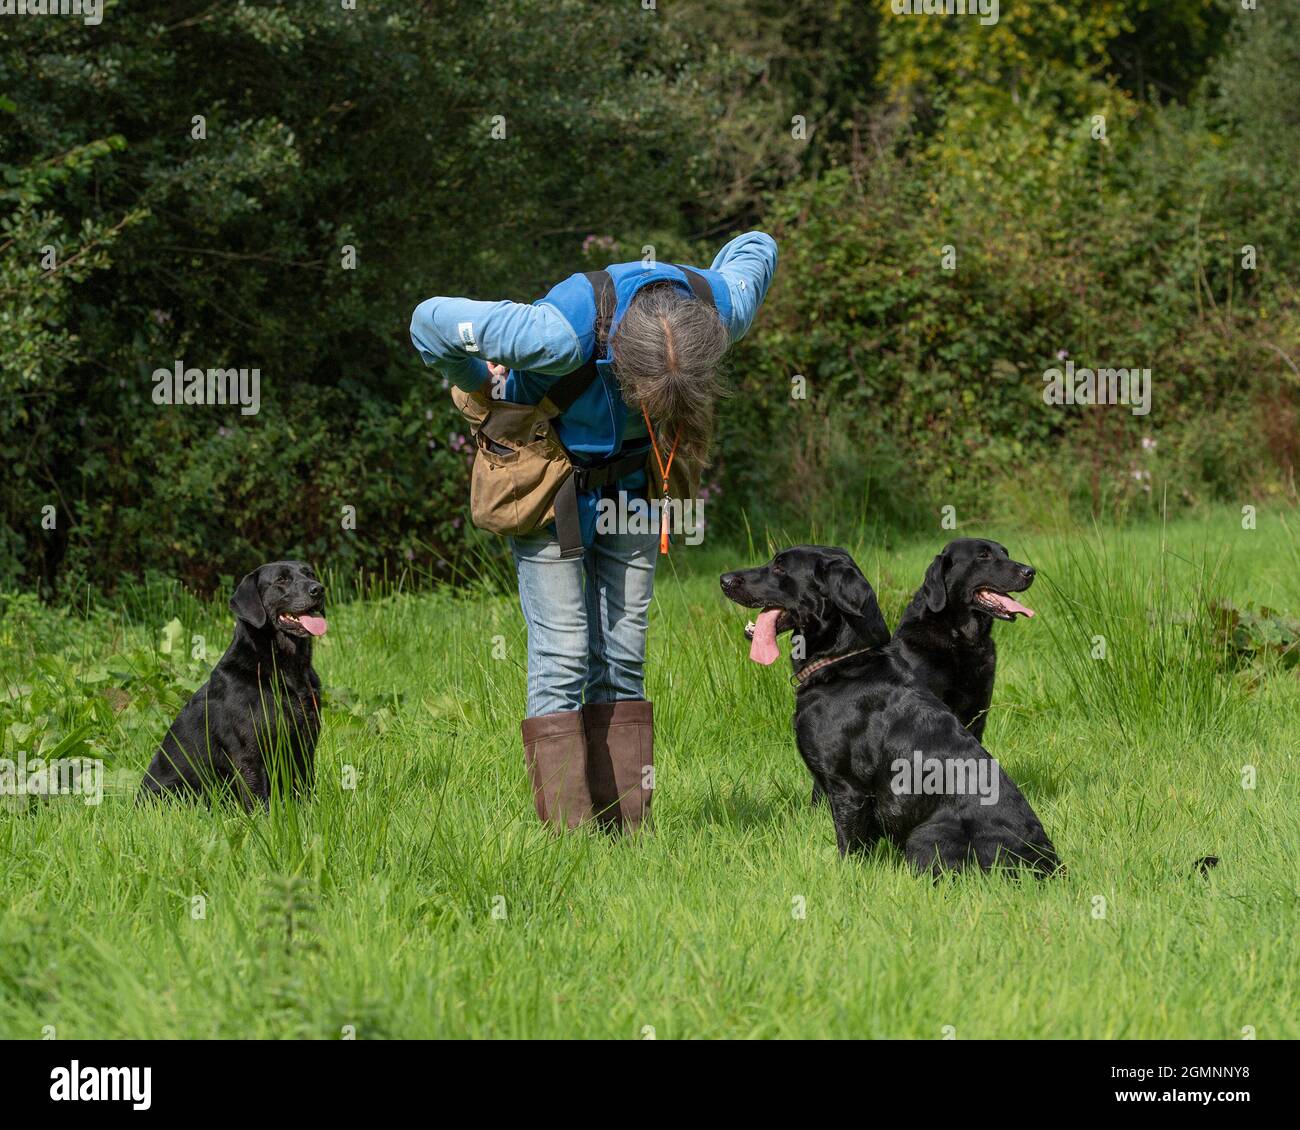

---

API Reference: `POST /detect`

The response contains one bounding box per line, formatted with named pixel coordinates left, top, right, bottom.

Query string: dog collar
left=793, top=648, right=873, bottom=688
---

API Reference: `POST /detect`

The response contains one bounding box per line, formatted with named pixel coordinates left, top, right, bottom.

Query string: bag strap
left=552, top=475, right=584, bottom=559
left=539, top=269, right=614, bottom=418
left=554, top=448, right=652, bottom=561
left=544, top=269, right=612, bottom=558
left=572, top=449, right=650, bottom=494
left=676, top=265, right=716, bottom=309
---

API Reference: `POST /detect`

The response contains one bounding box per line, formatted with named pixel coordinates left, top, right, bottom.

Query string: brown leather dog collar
left=793, top=648, right=873, bottom=688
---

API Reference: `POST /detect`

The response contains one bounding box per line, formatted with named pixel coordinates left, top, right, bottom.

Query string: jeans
left=511, top=529, right=660, bottom=718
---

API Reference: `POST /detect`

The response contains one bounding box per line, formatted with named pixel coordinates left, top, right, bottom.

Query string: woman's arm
left=409, top=296, right=585, bottom=391
left=708, top=231, right=779, bottom=343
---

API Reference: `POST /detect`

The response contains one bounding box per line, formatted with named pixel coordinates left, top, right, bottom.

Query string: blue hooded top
left=410, top=231, right=778, bottom=546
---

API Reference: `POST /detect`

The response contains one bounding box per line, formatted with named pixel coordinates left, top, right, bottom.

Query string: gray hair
left=610, top=282, right=730, bottom=469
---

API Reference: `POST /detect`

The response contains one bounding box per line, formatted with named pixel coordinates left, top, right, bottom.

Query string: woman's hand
left=486, top=362, right=509, bottom=382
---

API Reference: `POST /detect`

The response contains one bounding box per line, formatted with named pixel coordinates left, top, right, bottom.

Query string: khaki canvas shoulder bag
left=451, top=266, right=715, bottom=558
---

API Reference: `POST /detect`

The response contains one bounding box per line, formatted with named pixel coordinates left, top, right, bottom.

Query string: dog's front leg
left=824, top=780, right=879, bottom=858
left=234, top=757, right=270, bottom=812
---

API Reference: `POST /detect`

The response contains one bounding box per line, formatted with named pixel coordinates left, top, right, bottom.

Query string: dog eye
left=771, top=564, right=785, bottom=576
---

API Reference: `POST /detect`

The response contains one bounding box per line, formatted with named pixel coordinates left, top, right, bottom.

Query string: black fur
left=721, top=546, right=1059, bottom=878
left=138, top=561, right=324, bottom=810
left=893, top=538, right=1035, bottom=741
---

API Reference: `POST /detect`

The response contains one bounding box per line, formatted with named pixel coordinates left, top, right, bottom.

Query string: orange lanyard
left=641, top=405, right=681, bottom=555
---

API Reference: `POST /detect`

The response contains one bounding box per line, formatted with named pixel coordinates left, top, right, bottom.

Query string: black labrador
left=893, top=538, right=1035, bottom=742
left=721, top=546, right=1059, bottom=877
left=138, top=560, right=326, bottom=809
left=806, top=538, right=1035, bottom=807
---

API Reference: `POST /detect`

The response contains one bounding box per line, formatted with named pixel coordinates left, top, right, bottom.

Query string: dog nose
left=308, top=583, right=324, bottom=599
left=719, top=573, right=738, bottom=592
left=1020, top=566, right=1035, bottom=581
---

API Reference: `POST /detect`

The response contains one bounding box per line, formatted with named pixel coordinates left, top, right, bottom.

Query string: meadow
left=1, top=507, right=1297, bottom=1039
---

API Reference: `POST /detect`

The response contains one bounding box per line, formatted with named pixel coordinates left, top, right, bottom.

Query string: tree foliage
left=0, top=0, right=1294, bottom=593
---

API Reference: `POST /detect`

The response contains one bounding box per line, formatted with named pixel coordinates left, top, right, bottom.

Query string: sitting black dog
left=138, top=561, right=326, bottom=809
left=893, top=538, right=1035, bottom=741
left=721, top=546, right=1059, bottom=877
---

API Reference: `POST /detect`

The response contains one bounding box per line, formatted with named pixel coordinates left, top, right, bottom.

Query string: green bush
left=0, top=0, right=732, bottom=594
left=711, top=4, right=1299, bottom=537
left=2, top=1, right=1297, bottom=594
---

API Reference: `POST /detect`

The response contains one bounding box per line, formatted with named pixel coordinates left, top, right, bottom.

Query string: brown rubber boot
left=583, top=700, right=654, bottom=833
left=521, top=710, right=594, bottom=830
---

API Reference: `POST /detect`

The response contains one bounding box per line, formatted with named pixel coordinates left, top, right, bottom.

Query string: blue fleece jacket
left=410, top=231, right=778, bottom=544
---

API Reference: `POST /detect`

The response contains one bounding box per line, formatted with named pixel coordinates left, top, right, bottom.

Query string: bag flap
left=479, top=400, right=553, bottom=446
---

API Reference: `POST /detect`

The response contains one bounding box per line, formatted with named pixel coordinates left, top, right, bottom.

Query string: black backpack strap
left=542, top=269, right=613, bottom=558
left=572, top=448, right=651, bottom=493
left=552, top=475, right=584, bottom=560
left=676, top=265, right=716, bottom=308
left=539, top=269, right=614, bottom=418
left=554, top=447, right=651, bottom=560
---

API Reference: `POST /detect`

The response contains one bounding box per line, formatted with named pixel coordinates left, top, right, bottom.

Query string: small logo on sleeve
left=457, top=321, right=479, bottom=352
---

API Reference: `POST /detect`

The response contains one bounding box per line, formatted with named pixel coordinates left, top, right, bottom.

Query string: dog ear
left=230, top=569, right=267, bottom=628
left=921, top=552, right=950, bottom=613
left=825, top=557, right=890, bottom=645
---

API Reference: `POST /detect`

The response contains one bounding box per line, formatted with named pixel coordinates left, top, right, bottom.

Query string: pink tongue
left=984, top=592, right=1035, bottom=618
left=298, top=614, right=328, bottom=636
left=748, top=609, right=783, bottom=666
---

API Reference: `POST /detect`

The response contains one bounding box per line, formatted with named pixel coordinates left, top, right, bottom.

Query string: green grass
left=2, top=507, right=1298, bottom=1039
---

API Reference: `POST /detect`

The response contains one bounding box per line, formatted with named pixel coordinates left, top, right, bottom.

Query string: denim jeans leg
left=583, top=530, right=660, bottom=704
left=511, top=535, right=589, bottom=718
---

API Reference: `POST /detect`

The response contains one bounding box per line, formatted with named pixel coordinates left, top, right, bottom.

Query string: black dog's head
left=230, top=560, right=327, bottom=640
left=719, top=546, right=890, bottom=667
left=914, top=538, right=1035, bottom=624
